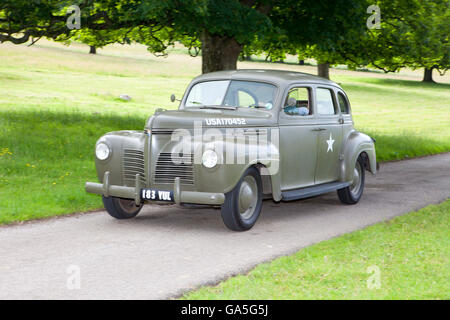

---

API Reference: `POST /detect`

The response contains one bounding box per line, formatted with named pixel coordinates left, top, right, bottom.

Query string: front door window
left=284, top=87, right=311, bottom=116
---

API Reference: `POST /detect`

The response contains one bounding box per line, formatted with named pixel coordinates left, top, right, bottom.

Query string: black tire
left=337, top=155, right=366, bottom=204
left=221, top=167, right=263, bottom=231
left=102, top=196, right=143, bottom=219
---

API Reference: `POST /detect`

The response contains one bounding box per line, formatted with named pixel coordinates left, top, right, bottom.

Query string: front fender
left=340, top=130, right=376, bottom=182
left=95, top=130, right=146, bottom=187
left=192, top=129, right=281, bottom=200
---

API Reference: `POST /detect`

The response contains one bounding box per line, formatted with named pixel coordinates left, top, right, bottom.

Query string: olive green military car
left=86, top=70, right=376, bottom=231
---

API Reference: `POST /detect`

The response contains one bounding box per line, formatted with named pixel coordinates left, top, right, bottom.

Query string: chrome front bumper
left=85, top=171, right=225, bottom=206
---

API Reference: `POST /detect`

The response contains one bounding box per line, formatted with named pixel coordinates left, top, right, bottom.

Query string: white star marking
left=326, top=132, right=335, bottom=152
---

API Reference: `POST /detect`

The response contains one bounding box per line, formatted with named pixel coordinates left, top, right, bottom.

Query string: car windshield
left=185, top=80, right=277, bottom=110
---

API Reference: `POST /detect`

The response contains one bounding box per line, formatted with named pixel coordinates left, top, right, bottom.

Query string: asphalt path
left=0, top=153, right=448, bottom=299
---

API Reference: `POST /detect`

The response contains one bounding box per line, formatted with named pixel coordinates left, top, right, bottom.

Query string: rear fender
left=340, top=130, right=376, bottom=182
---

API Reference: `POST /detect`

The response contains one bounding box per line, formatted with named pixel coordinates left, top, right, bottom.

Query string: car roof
left=193, top=69, right=343, bottom=89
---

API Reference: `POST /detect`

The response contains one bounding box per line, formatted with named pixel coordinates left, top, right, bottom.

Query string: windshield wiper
left=199, top=105, right=237, bottom=110
left=247, top=105, right=267, bottom=109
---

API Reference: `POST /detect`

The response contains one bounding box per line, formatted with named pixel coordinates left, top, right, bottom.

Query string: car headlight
left=202, top=149, right=218, bottom=168
left=95, top=142, right=110, bottom=160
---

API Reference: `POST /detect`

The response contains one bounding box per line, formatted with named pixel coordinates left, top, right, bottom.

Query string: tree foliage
left=333, top=0, right=449, bottom=76
left=375, top=0, right=449, bottom=75
left=243, top=0, right=449, bottom=80
left=1, top=0, right=447, bottom=76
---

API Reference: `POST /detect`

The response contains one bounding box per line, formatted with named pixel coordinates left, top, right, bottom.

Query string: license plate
left=141, top=188, right=174, bottom=202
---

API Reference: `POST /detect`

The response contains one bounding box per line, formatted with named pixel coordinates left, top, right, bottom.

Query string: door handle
left=339, top=117, right=344, bottom=124
left=311, top=128, right=326, bottom=131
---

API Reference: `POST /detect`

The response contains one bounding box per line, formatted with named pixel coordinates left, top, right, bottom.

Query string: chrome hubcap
left=350, top=161, right=362, bottom=196
left=238, top=176, right=258, bottom=220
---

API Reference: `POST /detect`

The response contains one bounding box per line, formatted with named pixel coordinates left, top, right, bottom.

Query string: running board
left=281, top=181, right=351, bottom=201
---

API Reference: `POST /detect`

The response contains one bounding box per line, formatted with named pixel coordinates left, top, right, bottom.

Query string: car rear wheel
left=102, top=196, right=143, bottom=219
left=221, top=167, right=263, bottom=231
left=337, top=155, right=365, bottom=204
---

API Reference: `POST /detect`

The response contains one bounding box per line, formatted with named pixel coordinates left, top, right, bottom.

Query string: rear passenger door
left=314, top=86, right=343, bottom=184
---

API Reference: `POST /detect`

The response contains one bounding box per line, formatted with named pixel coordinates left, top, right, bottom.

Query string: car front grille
left=123, top=149, right=146, bottom=186
left=154, top=153, right=194, bottom=185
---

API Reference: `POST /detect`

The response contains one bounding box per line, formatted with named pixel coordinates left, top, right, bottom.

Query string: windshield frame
left=180, top=78, right=280, bottom=111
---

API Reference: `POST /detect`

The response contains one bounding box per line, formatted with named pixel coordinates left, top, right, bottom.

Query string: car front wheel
left=221, top=167, right=263, bottom=231
left=337, top=155, right=366, bottom=204
left=102, top=196, right=143, bottom=219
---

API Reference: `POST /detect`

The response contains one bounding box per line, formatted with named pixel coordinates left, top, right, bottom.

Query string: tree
left=332, top=0, right=449, bottom=82
left=368, top=0, right=449, bottom=82
left=295, top=45, right=351, bottom=80
left=0, top=0, right=272, bottom=73
left=240, top=0, right=371, bottom=79
left=1, top=0, right=371, bottom=74
left=58, top=28, right=133, bottom=54
left=268, top=0, right=449, bottom=81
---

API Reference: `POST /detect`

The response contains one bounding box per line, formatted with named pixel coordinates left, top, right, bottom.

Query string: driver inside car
left=284, top=97, right=309, bottom=116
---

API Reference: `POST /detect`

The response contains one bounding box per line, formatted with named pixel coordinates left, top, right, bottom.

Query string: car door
left=314, top=86, right=343, bottom=184
left=279, top=85, right=318, bottom=190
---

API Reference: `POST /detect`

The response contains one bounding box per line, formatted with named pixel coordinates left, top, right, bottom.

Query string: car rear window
left=337, top=92, right=349, bottom=114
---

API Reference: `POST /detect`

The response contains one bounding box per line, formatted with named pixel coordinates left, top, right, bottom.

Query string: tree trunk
left=89, top=45, right=96, bottom=54
left=318, top=63, right=330, bottom=79
left=422, top=67, right=434, bottom=83
left=201, top=31, right=243, bottom=74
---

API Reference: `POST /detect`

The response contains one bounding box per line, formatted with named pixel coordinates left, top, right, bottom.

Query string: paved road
left=0, top=153, right=449, bottom=299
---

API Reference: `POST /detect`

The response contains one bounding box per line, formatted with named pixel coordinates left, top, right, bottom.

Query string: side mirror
left=170, top=94, right=176, bottom=102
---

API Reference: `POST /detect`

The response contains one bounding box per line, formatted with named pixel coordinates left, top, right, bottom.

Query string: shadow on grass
left=0, top=110, right=146, bottom=224
left=348, top=77, right=450, bottom=89
left=340, top=81, right=446, bottom=101
left=0, top=110, right=146, bottom=160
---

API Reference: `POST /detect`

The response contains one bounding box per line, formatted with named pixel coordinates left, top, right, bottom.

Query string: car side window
left=284, top=87, right=311, bottom=116
left=337, top=91, right=349, bottom=114
left=316, top=88, right=336, bottom=115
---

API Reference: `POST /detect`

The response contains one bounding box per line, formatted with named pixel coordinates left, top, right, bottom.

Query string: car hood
left=147, top=107, right=275, bottom=130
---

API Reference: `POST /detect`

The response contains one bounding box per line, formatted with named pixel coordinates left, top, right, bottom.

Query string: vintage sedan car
left=86, top=69, right=376, bottom=231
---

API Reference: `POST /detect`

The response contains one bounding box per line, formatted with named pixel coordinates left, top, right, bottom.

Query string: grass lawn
left=182, top=200, right=450, bottom=300
left=0, top=111, right=144, bottom=223
left=0, top=40, right=449, bottom=224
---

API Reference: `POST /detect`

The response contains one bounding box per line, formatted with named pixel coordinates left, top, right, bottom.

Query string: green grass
left=0, top=111, right=145, bottom=223
left=0, top=40, right=449, bottom=224
left=361, top=131, right=449, bottom=162
left=339, top=77, right=450, bottom=144
left=182, top=200, right=450, bottom=300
